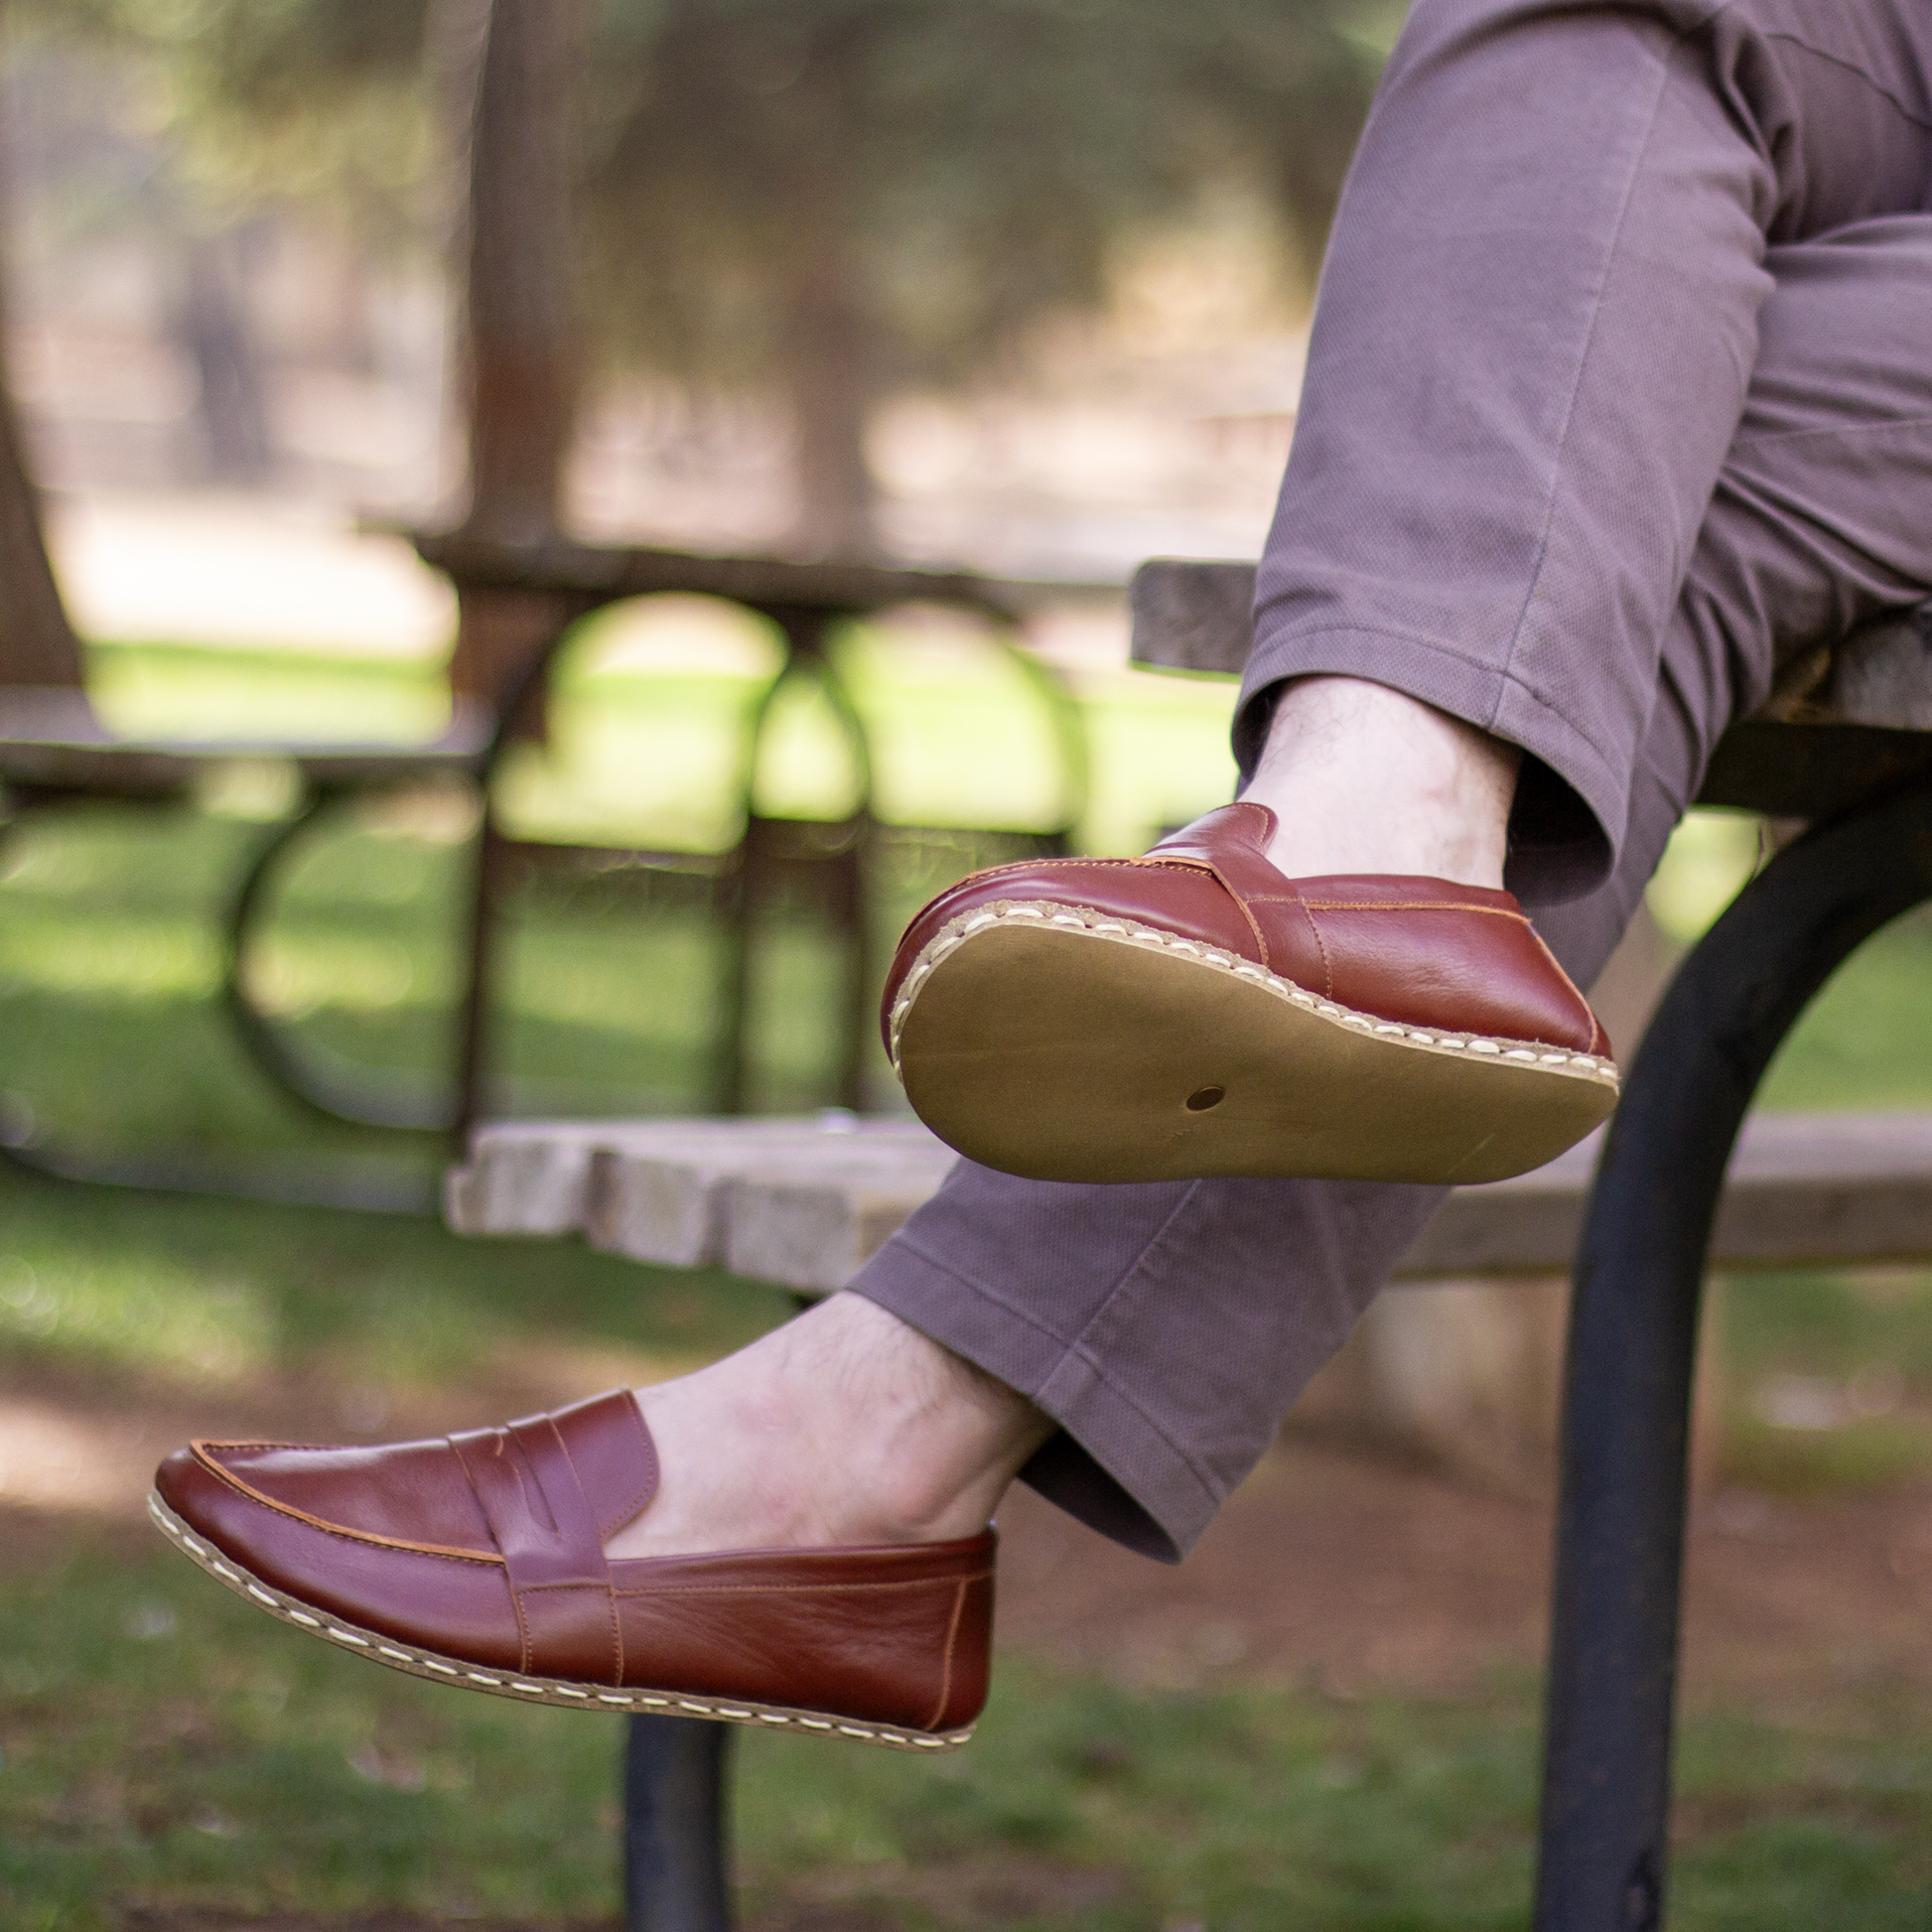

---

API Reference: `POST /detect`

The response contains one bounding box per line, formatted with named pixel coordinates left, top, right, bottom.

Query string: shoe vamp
left=201, top=1439, right=497, bottom=1552
left=1303, top=901, right=1595, bottom=1048
left=613, top=1574, right=964, bottom=1730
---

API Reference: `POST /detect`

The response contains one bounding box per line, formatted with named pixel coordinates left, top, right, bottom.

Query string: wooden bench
left=0, top=537, right=1103, bottom=1174
left=406, top=530, right=1102, bottom=1131
left=1129, top=564, right=1932, bottom=1931
left=0, top=688, right=498, bottom=1162
left=449, top=571, right=1932, bottom=1930
left=448, top=1108, right=1932, bottom=1290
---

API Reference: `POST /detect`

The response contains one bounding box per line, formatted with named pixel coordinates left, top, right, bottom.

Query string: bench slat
left=449, top=1111, right=1932, bottom=1292
left=0, top=687, right=492, bottom=798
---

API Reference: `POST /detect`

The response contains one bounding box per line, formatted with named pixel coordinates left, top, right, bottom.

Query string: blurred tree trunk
left=179, top=231, right=272, bottom=483
left=0, top=7, right=84, bottom=696
left=435, top=0, right=586, bottom=706
left=783, top=247, right=880, bottom=562
left=460, top=0, right=582, bottom=542
left=777, top=58, right=879, bottom=562
left=0, top=382, right=81, bottom=693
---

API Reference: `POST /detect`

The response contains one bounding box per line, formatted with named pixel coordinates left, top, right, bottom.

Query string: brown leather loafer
left=882, top=800, right=1616, bottom=1185
left=150, top=1390, right=993, bottom=1752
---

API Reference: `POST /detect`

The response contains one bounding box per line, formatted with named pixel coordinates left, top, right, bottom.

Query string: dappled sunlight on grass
left=4, top=1548, right=1927, bottom=1930
left=1647, top=808, right=1765, bottom=946
left=0, top=1164, right=787, bottom=1397
left=0, top=1249, right=269, bottom=1386
left=87, top=640, right=454, bottom=747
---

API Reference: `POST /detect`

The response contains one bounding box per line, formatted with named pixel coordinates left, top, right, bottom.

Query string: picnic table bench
left=0, top=537, right=1100, bottom=1173
left=448, top=1106, right=1932, bottom=1288
left=447, top=573, right=1932, bottom=1932
left=0, top=686, right=497, bottom=1159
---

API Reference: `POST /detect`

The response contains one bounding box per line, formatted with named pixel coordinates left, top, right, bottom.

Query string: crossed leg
left=158, top=0, right=1932, bottom=1735
left=620, top=3, right=1932, bottom=1566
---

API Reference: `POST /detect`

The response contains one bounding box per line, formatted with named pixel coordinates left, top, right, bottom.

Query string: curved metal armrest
left=1535, top=778, right=1932, bottom=1928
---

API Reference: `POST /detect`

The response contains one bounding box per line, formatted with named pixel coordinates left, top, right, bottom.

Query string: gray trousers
left=853, top=0, right=1932, bottom=1562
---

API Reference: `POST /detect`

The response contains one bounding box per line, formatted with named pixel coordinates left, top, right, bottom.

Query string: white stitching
left=889, top=900, right=1621, bottom=1086
left=149, top=1494, right=977, bottom=1753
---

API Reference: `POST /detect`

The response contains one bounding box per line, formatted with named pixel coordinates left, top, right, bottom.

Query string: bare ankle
left=1244, top=676, right=1519, bottom=890
left=607, top=1294, right=1052, bottom=1560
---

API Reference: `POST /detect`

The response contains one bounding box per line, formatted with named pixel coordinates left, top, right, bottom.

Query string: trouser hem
left=848, top=1232, right=1223, bottom=1564
left=1234, top=621, right=1625, bottom=904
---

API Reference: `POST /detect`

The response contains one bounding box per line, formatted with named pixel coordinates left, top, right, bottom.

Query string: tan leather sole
left=150, top=1491, right=973, bottom=1753
left=889, top=902, right=1618, bottom=1184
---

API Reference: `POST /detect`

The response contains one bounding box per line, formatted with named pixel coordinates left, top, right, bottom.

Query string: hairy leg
left=1244, top=676, right=1520, bottom=889
left=606, top=1292, right=1053, bottom=1558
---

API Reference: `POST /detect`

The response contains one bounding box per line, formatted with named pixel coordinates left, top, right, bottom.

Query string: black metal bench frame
left=1538, top=778, right=1932, bottom=1927
left=604, top=581, right=1932, bottom=1932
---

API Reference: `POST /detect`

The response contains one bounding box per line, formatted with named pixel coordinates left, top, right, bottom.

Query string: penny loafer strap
left=450, top=1415, right=612, bottom=1590
left=451, top=1413, right=622, bottom=1682
left=1145, top=801, right=1303, bottom=967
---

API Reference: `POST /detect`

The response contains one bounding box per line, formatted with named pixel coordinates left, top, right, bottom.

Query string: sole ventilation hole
left=1185, top=1085, right=1226, bottom=1113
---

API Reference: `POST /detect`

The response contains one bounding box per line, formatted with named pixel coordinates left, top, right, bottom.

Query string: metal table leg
left=1534, top=783, right=1932, bottom=1930
left=623, top=1715, right=734, bottom=1931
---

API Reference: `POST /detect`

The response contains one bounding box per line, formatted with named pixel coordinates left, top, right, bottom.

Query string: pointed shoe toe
left=882, top=801, right=1618, bottom=1185
left=151, top=1390, right=994, bottom=1751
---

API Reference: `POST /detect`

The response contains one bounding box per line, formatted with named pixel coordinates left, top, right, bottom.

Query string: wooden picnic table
left=446, top=1098, right=1932, bottom=1932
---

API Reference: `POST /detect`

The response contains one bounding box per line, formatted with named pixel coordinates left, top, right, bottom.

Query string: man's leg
left=1242, top=0, right=1932, bottom=904
left=604, top=200, right=1932, bottom=1569
left=156, top=7, right=1932, bottom=1744
left=875, top=0, right=1932, bottom=1202
left=614, top=2, right=1932, bottom=1566
left=839, top=235, right=1932, bottom=1563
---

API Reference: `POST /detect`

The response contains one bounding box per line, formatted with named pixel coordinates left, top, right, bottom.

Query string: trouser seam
left=1732, top=414, right=1932, bottom=449
left=877, top=1233, right=1074, bottom=1353
left=1760, top=30, right=1932, bottom=134
left=1493, top=31, right=1681, bottom=708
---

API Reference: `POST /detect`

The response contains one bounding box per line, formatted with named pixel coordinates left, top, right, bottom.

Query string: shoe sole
left=149, top=1491, right=974, bottom=1753
left=890, top=902, right=1618, bottom=1184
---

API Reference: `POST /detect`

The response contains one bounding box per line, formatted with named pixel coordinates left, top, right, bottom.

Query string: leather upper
left=155, top=1389, right=994, bottom=1734
left=883, top=801, right=1608, bottom=1059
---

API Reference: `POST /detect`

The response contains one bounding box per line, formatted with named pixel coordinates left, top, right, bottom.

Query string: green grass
left=5, top=640, right=1932, bottom=1924
left=4, top=1539, right=1928, bottom=1930
left=1761, top=903, right=1932, bottom=1112
left=0, top=1161, right=787, bottom=1396
left=85, top=618, right=1242, bottom=860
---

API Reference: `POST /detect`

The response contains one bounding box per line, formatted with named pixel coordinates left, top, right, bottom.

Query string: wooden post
left=0, top=377, right=82, bottom=693
left=0, top=0, right=86, bottom=697
left=435, top=0, right=587, bottom=708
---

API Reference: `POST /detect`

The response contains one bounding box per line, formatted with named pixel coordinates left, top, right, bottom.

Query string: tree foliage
left=581, top=0, right=1375, bottom=384
left=17, top=0, right=1387, bottom=544
left=16, top=0, right=434, bottom=238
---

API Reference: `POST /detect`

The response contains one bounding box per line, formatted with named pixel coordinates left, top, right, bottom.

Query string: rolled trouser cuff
left=1234, top=622, right=1620, bottom=905
left=848, top=1223, right=1215, bottom=1564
